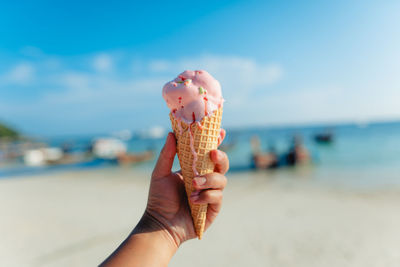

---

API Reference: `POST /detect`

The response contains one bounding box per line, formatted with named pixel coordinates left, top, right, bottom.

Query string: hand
left=146, top=130, right=229, bottom=247
left=100, top=130, right=229, bottom=267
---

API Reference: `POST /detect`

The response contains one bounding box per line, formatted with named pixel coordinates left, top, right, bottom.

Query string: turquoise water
left=224, top=121, right=400, bottom=187
left=227, top=121, right=400, bottom=171
left=1, top=121, right=400, bottom=186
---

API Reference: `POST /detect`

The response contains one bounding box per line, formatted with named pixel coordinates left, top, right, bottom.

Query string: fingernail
left=191, top=194, right=199, bottom=201
left=193, top=177, right=206, bottom=186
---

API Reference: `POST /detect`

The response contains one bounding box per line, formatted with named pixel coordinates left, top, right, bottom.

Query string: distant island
left=0, top=122, right=19, bottom=139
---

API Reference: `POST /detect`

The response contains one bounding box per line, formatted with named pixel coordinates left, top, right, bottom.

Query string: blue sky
left=1, top=0, right=400, bottom=136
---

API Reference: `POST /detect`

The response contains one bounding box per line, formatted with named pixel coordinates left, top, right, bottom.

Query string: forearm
left=100, top=212, right=178, bottom=267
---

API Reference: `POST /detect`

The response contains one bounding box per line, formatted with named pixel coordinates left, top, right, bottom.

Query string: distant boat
left=314, top=132, right=334, bottom=144
left=92, top=138, right=127, bottom=159
left=23, top=147, right=91, bottom=166
left=23, top=147, right=64, bottom=166
left=91, top=137, right=154, bottom=165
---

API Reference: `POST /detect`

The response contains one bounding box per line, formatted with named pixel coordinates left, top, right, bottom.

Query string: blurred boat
left=23, top=147, right=90, bottom=166
left=23, top=147, right=63, bottom=166
left=313, top=132, right=334, bottom=144
left=91, top=137, right=154, bottom=165
left=92, top=138, right=127, bottom=159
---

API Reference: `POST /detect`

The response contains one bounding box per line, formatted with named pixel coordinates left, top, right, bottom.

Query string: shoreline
left=2, top=161, right=400, bottom=189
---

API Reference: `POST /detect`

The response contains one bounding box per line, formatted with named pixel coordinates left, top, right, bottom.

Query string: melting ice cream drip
left=188, top=124, right=199, bottom=176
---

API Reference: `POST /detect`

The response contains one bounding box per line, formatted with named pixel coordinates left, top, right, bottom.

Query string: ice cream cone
left=169, top=107, right=223, bottom=239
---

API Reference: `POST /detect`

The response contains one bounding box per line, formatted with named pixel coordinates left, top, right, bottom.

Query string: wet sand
left=1, top=168, right=400, bottom=267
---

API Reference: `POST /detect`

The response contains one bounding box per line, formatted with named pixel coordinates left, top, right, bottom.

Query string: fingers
left=210, top=150, right=229, bottom=174
left=192, top=173, right=227, bottom=190
left=217, top=128, right=226, bottom=146
left=190, top=172, right=227, bottom=205
left=152, top=132, right=177, bottom=178
left=190, top=189, right=223, bottom=205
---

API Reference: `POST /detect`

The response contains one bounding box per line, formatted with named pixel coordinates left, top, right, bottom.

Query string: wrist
left=134, top=211, right=179, bottom=252
left=101, top=212, right=178, bottom=267
left=143, top=209, right=185, bottom=248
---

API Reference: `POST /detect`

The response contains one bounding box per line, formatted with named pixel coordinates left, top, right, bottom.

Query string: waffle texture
left=169, top=107, right=223, bottom=239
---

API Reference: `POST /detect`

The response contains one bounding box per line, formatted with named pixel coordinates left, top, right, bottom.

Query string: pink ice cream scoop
left=162, top=70, right=223, bottom=124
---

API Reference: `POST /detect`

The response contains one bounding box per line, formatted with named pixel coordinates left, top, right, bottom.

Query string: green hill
left=0, top=122, right=19, bottom=139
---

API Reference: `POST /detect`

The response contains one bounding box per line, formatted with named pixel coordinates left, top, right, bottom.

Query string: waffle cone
left=169, top=107, right=223, bottom=239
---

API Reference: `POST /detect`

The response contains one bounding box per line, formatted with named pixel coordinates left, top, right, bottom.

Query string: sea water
left=225, top=121, right=400, bottom=186
left=1, top=121, right=400, bottom=186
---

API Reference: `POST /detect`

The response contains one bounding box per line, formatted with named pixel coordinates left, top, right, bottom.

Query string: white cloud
left=93, top=53, right=113, bottom=72
left=2, top=63, right=35, bottom=85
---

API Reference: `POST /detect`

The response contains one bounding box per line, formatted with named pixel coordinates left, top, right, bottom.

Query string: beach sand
left=1, top=168, right=400, bottom=267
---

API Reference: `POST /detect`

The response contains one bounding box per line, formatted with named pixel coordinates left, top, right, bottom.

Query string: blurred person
left=250, top=135, right=278, bottom=169
left=101, top=132, right=229, bottom=266
left=285, top=135, right=310, bottom=166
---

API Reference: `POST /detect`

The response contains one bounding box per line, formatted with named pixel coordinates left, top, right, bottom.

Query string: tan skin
left=101, top=130, right=229, bottom=267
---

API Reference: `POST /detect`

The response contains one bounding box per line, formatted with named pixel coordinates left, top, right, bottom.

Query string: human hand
left=100, top=130, right=228, bottom=267
left=145, top=130, right=229, bottom=247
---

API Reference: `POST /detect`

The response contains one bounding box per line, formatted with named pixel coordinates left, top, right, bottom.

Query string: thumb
left=152, top=132, right=177, bottom=178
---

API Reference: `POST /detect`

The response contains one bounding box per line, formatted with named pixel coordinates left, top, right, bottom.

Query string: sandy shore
left=1, top=168, right=400, bottom=267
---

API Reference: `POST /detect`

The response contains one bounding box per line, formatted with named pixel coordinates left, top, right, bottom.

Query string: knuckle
left=205, top=173, right=227, bottom=188
left=220, top=150, right=227, bottom=158
left=217, top=150, right=226, bottom=160
left=220, top=149, right=227, bottom=157
left=222, top=176, right=228, bottom=187
left=216, top=173, right=227, bottom=187
left=203, top=173, right=214, bottom=181
left=223, top=153, right=230, bottom=165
